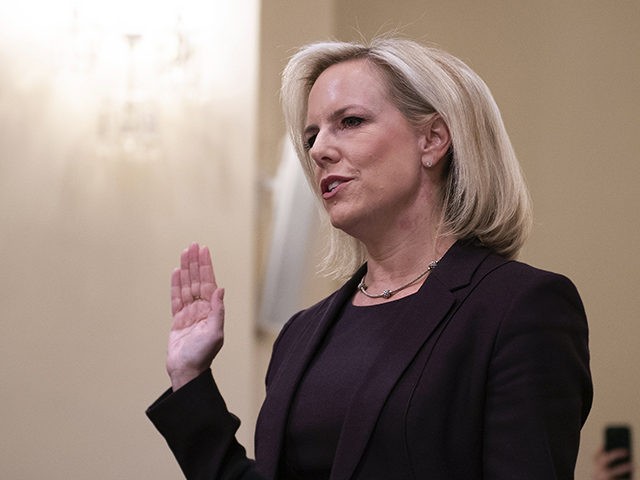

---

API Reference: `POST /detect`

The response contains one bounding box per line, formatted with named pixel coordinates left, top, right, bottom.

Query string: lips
left=320, top=176, right=352, bottom=197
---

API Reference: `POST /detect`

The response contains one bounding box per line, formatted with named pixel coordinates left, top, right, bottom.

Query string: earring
left=426, top=161, right=433, bottom=168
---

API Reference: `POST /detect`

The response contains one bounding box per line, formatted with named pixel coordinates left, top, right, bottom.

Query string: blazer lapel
left=330, top=241, right=494, bottom=480
left=256, top=271, right=363, bottom=478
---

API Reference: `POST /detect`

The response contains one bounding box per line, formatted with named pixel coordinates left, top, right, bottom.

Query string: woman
left=147, top=37, right=593, bottom=479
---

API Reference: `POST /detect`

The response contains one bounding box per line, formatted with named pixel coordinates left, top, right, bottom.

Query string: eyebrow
left=303, top=105, right=363, bottom=136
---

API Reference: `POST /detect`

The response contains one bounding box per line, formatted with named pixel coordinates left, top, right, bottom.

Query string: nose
left=308, top=130, right=340, bottom=169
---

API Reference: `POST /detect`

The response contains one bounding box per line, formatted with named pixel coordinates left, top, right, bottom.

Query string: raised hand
left=166, top=243, right=225, bottom=391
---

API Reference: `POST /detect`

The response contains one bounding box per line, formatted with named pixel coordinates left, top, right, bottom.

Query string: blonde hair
left=281, top=37, right=532, bottom=278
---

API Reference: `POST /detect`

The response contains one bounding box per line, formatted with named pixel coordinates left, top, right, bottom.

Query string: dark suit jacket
left=147, top=241, right=593, bottom=480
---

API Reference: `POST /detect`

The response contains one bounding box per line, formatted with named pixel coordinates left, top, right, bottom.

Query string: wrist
left=168, top=368, right=206, bottom=391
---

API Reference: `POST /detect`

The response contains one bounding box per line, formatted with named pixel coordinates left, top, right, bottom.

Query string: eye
left=303, top=134, right=317, bottom=151
left=342, top=116, right=363, bottom=128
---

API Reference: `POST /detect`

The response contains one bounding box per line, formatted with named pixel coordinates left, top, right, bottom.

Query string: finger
left=188, top=242, right=201, bottom=299
left=199, top=245, right=217, bottom=300
left=604, top=449, right=631, bottom=464
left=210, top=287, right=225, bottom=329
left=180, top=247, right=192, bottom=305
left=594, top=448, right=610, bottom=470
left=170, top=268, right=183, bottom=315
left=610, top=448, right=630, bottom=458
left=609, top=462, right=633, bottom=477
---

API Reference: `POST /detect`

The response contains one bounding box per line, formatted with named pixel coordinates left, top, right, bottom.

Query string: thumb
left=210, top=287, right=225, bottom=320
left=214, top=287, right=225, bottom=303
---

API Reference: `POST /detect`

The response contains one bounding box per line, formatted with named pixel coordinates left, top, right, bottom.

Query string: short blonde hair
left=281, top=37, right=532, bottom=278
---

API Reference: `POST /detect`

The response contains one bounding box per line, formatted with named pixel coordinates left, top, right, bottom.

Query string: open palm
left=166, top=243, right=225, bottom=390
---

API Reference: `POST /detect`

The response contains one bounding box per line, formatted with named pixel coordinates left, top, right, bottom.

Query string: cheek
left=377, top=127, right=417, bottom=156
left=354, top=139, right=390, bottom=169
left=367, top=138, right=421, bottom=176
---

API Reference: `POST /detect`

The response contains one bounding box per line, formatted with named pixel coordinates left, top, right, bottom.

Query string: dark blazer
left=147, top=241, right=593, bottom=480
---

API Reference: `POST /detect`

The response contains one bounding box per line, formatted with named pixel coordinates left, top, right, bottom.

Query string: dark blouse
left=282, top=294, right=419, bottom=479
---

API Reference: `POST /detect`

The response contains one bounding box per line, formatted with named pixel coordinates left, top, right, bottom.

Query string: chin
left=326, top=211, right=362, bottom=238
left=326, top=211, right=350, bottom=232
left=327, top=215, right=348, bottom=231
left=324, top=200, right=371, bottom=233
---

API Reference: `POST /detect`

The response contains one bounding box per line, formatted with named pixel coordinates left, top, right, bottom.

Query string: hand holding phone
left=604, top=425, right=633, bottom=479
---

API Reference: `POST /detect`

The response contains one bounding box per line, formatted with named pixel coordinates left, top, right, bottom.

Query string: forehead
left=306, top=59, right=389, bottom=115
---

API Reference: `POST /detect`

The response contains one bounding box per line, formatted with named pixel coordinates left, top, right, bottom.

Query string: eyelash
left=303, top=116, right=364, bottom=151
left=342, top=116, right=363, bottom=128
left=303, top=135, right=316, bottom=151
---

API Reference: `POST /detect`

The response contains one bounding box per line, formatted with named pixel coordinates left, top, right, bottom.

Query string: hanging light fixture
left=1, top=0, right=219, bottom=163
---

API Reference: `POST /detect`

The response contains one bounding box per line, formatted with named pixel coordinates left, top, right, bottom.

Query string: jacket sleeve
left=145, top=306, right=308, bottom=480
left=146, top=370, right=266, bottom=480
left=482, top=271, right=593, bottom=479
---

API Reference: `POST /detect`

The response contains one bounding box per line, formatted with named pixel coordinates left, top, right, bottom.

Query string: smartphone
left=605, top=425, right=632, bottom=479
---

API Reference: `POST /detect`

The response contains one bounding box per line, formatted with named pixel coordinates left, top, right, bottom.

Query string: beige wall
left=0, top=1, right=260, bottom=478
left=0, top=1, right=637, bottom=479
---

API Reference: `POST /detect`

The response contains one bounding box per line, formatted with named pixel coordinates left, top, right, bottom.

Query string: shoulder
left=436, top=242, right=587, bottom=336
left=483, top=256, right=584, bottom=314
left=441, top=241, right=583, bottom=307
left=462, top=254, right=589, bottom=353
left=481, top=257, right=581, bottom=300
left=444, top=246, right=591, bottom=385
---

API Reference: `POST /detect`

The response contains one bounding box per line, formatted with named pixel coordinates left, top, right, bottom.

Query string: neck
left=347, top=190, right=454, bottom=303
left=364, top=234, right=454, bottom=281
left=353, top=232, right=455, bottom=306
left=360, top=201, right=452, bottom=273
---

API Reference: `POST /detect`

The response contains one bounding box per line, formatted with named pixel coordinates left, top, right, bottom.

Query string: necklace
left=357, top=260, right=438, bottom=299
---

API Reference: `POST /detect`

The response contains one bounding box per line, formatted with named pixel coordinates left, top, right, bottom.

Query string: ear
left=419, top=114, right=451, bottom=169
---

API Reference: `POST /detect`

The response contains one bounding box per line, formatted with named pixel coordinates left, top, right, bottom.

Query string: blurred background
left=0, top=0, right=638, bottom=478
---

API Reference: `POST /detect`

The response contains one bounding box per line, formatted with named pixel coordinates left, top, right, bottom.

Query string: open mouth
left=327, top=180, right=341, bottom=193
left=321, top=176, right=351, bottom=195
